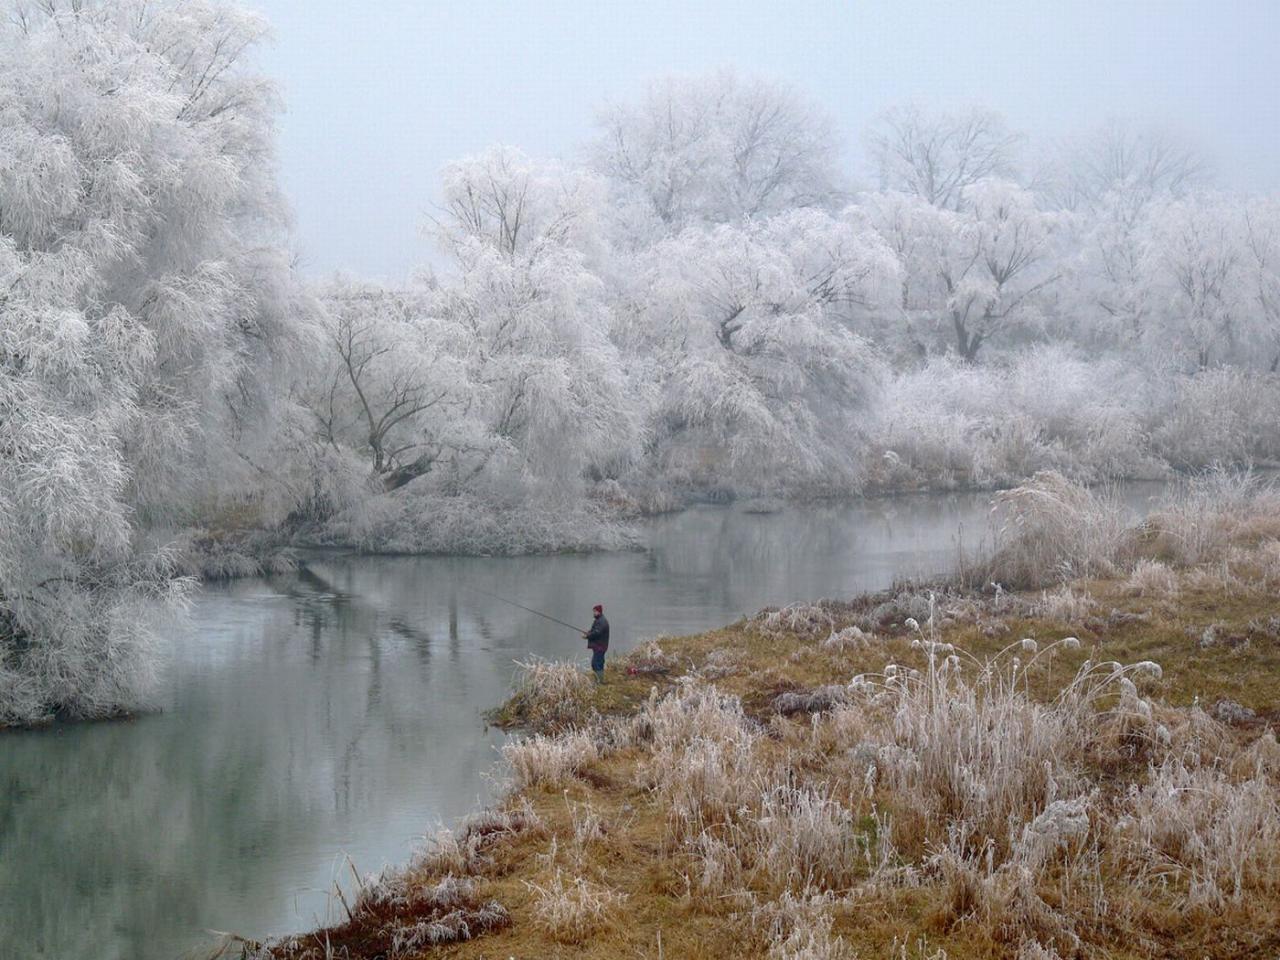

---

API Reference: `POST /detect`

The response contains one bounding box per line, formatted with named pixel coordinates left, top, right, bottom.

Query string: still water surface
left=0, top=493, right=1153, bottom=959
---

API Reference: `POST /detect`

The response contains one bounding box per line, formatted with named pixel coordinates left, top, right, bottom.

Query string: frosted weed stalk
left=525, top=868, right=626, bottom=944
left=983, top=471, right=1129, bottom=589
left=501, top=729, right=599, bottom=789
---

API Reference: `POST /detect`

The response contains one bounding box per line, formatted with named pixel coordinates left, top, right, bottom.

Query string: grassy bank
left=229, top=472, right=1280, bottom=960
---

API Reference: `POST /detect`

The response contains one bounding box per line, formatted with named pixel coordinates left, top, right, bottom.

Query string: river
left=0, top=490, right=1157, bottom=959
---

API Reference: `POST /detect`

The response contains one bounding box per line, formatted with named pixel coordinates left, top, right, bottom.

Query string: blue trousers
left=590, top=648, right=606, bottom=676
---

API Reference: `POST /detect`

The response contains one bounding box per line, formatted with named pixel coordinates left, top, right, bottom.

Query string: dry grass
left=489, top=658, right=594, bottom=734
left=250, top=475, right=1280, bottom=960
left=982, top=471, right=1130, bottom=589
left=526, top=869, right=627, bottom=943
left=501, top=729, right=599, bottom=789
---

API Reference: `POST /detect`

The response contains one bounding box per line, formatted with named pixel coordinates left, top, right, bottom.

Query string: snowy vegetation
left=0, top=0, right=301, bottom=723
left=250, top=474, right=1280, bottom=960
left=2, top=0, right=1278, bottom=723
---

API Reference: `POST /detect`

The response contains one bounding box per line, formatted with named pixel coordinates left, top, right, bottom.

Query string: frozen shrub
left=690, top=831, right=747, bottom=896
left=632, top=682, right=752, bottom=751
left=1145, top=469, right=1280, bottom=567
left=866, top=349, right=1161, bottom=492
left=1124, top=759, right=1280, bottom=906
left=1016, top=797, right=1092, bottom=869
left=697, top=647, right=744, bottom=679
left=774, top=686, right=849, bottom=716
left=1148, top=369, right=1280, bottom=469
left=649, top=731, right=762, bottom=839
left=360, top=873, right=474, bottom=912
left=767, top=911, right=855, bottom=960
left=752, top=786, right=863, bottom=891
left=927, top=838, right=1081, bottom=953
left=1017, top=943, right=1066, bottom=960
left=1032, top=585, right=1097, bottom=620
left=384, top=900, right=511, bottom=952
left=1209, top=698, right=1256, bottom=725
left=870, top=646, right=1160, bottom=858
left=823, top=625, right=870, bottom=651
left=1123, top=558, right=1179, bottom=597
left=1235, top=730, right=1280, bottom=779
left=625, top=638, right=677, bottom=675
left=326, top=486, right=639, bottom=556
left=757, top=602, right=837, bottom=639
left=263, top=867, right=510, bottom=958
left=416, top=801, right=545, bottom=876
left=878, top=590, right=938, bottom=625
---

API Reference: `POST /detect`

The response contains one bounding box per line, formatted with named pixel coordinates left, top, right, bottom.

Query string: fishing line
left=466, top=585, right=586, bottom=634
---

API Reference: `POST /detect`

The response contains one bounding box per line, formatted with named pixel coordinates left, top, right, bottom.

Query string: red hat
left=593, top=604, right=603, bottom=614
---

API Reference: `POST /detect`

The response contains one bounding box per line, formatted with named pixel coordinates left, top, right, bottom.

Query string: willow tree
left=0, top=0, right=296, bottom=723
left=591, top=71, right=844, bottom=237
left=627, top=207, right=899, bottom=493
left=428, top=146, right=644, bottom=492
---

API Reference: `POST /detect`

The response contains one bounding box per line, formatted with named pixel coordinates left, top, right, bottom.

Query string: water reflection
left=2, top=493, right=1145, bottom=960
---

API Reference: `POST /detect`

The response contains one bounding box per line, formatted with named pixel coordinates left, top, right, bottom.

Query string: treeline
left=1, top=1, right=1277, bottom=721
left=298, top=82, right=1280, bottom=525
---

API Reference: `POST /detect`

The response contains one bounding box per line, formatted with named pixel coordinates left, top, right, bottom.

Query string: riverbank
left=225, top=472, right=1280, bottom=960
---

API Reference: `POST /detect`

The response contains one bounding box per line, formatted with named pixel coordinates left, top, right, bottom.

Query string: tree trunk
left=953, top=312, right=983, bottom=362
left=382, top=454, right=434, bottom=492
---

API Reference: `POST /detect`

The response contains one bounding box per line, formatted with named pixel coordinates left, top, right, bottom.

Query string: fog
left=5, top=7, right=1280, bottom=959
left=253, top=0, right=1280, bottom=279
left=1, top=0, right=1278, bottom=727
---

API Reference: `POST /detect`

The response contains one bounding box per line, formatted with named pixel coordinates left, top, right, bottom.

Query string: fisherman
left=583, top=604, right=610, bottom=683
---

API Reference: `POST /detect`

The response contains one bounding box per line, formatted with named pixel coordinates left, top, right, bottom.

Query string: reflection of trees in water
left=643, top=496, right=996, bottom=607
left=0, top=703, right=288, bottom=959
left=0, top=573, right=503, bottom=960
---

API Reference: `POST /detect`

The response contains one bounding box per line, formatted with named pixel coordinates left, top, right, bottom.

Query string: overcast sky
left=251, top=0, right=1280, bottom=281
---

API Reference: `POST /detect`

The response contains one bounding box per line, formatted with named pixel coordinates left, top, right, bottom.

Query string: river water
left=0, top=491, right=1154, bottom=959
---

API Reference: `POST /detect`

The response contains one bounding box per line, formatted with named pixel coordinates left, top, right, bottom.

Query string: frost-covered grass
left=979, top=468, right=1280, bottom=590
left=251, top=475, right=1280, bottom=960
left=490, top=658, right=596, bottom=735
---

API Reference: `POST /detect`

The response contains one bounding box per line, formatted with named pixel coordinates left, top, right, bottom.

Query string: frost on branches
left=0, top=0, right=297, bottom=723
left=625, top=208, right=898, bottom=492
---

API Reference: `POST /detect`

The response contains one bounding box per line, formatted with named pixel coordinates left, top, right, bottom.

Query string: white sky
left=251, top=0, right=1280, bottom=281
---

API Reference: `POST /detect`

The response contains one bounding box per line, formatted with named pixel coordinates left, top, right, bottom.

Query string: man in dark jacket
left=583, top=604, right=609, bottom=683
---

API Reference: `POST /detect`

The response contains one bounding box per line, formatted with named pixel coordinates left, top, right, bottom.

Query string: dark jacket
left=584, top=614, right=610, bottom=651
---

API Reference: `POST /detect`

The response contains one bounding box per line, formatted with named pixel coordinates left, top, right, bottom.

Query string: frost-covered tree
left=430, top=146, right=643, bottom=489
left=867, top=105, right=1022, bottom=212
left=628, top=208, right=897, bottom=491
left=859, top=190, right=953, bottom=358
left=1058, top=124, right=1210, bottom=349
left=866, top=181, right=1060, bottom=361
left=310, top=279, right=474, bottom=490
left=1048, top=120, right=1208, bottom=212
left=1140, top=194, right=1247, bottom=369
left=591, top=71, right=843, bottom=235
left=1242, top=197, right=1280, bottom=371
left=0, top=0, right=296, bottom=723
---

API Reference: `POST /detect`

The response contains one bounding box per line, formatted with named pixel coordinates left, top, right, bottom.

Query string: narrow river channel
left=0, top=489, right=1162, bottom=960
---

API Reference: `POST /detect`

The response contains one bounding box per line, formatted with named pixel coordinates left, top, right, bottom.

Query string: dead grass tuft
left=492, top=658, right=593, bottom=734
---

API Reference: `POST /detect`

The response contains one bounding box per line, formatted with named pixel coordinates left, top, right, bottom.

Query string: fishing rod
left=467, top=585, right=586, bottom=635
